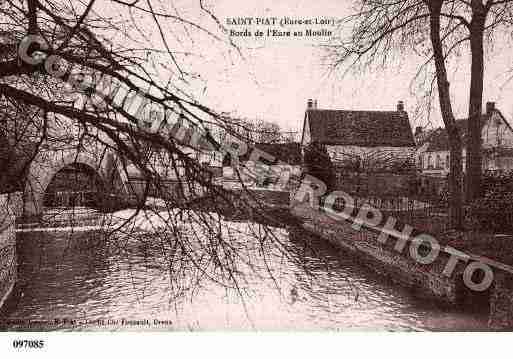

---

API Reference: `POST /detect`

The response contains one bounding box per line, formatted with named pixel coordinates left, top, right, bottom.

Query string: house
left=127, top=115, right=224, bottom=181
left=222, top=142, right=302, bottom=190
left=416, top=102, right=513, bottom=178
left=299, top=99, right=417, bottom=197
left=300, top=99, right=416, bottom=170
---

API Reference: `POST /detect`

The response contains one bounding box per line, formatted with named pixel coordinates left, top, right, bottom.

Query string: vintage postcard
left=1, top=0, right=513, bottom=356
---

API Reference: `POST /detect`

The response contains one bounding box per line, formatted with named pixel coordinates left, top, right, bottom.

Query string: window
left=446, top=154, right=450, bottom=168
left=427, top=155, right=433, bottom=169
left=436, top=155, right=442, bottom=169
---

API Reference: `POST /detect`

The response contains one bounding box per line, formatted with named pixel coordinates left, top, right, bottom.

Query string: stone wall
left=241, top=189, right=290, bottom=208
left=326, top=145, right=415, bottom=164
left=295, top=205, right=513, bottom=328
left=489, top=273, right=513, bottom=329
left=334, top=172, right=416, bottom=198
left=293, top=205, right=465, bottom=304
left=126, top=178, right=206, bottom=204
left=0, top=192, right=22, bottom=310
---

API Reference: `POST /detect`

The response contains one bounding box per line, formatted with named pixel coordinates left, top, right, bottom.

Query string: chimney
left=397, top=100, right=405, bottom=112
left=486, top=101, right=495, bottom=115
left=307, top=99, right=314, bottom=109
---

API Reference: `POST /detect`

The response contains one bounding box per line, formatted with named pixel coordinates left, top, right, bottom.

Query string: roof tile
left=424, top=116, right=489, bottom=152
left=306, top=109, right=415, bottom=147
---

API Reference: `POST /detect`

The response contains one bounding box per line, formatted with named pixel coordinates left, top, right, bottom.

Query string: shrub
left=470, top=171, right=513, bottom=234
left=303, top=142, right=337, bottom=192
left=480, top=170, right=513, bottom=194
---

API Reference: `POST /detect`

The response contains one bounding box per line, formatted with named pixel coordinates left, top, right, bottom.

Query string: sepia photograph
left=1, top=0, right=513, bottom=355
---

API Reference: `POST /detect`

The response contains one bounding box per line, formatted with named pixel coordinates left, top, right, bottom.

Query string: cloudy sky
left=100, top=0, right=513, bottom=135
left=186, top=0, right=513, bottom=135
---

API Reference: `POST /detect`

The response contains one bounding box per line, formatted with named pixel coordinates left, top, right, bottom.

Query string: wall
left=24, top=150, right=110, bottom=217
left=223, top=163, right=301, bottom=191
left=292, top=205, right=465, bottom=304
left=0, top=192, right=22, bottom=311
left=483, top=111, right=513, bottom=149
left=143, top=148, right=223, bottom=181
left=334, top=171, right=416, bottom=198
left=293, top=204, right=513, bottom=328
left=420, top=150, right=450, bottom=177
left=489, top=273, right=513, bottom=329
left=492, top=156, right=513, bottom=171
left=418, top=175, right=447, bottom=201
left=326, top=145, right=415, bottom=163
left=239, top=188, right=290, bottom=208
left=419, top=110, right=513, bottom=177
left=421, top=148, right=513, bottom=176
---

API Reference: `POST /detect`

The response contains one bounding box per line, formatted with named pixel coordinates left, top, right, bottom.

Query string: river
left=0, top=208, right=489, bottom=331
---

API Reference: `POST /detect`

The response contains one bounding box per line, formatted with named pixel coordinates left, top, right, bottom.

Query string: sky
left=188, top=0, right=513, bottom=135
left=96, top=0, right=513, bottom=135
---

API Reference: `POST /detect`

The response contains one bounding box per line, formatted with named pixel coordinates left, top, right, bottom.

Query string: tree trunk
left=466, top=1, right=486, bottom=203
left=428, top=0, right=464, bottom=229
left=448, top=131, right=464, bottom=229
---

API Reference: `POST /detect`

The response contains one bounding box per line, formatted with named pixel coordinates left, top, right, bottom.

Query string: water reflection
left=0, top=219, right=489, bottom=331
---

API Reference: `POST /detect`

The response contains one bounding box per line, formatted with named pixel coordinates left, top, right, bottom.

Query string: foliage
left=480, top=170, right=513, bottom=194
left=470, top=171, right=513, bottom=234
left=303, top=142, right=336, bottom=192
left=330, top=0, right=513, bottom=228
left=222, top=116, right=283, bottom=144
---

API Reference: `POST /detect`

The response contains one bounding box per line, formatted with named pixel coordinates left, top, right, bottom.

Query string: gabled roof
left=421, top=119, right=469, bottom=152
left=304, top=109, right=415, bottom=147
left=422, top=110, right=512, bottom=152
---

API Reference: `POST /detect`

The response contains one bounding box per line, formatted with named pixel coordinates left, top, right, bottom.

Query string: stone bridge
left=23, top=144, right=130, bottom=218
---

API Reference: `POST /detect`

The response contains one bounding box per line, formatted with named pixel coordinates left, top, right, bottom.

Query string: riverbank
left=290, top=202, right=513, bottom=329
left=1, top=211, right=491, bottom=331
left=0, top=192, right=22, bottom=313
left=291, top=203, right=469, bottom=304
left=3, top=190, right=510, bottom=329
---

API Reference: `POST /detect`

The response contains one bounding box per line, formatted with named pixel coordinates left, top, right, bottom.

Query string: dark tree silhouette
left=329, top=0, right=513, bottom=228
left=303, top=142, right=337, bottom=193
left=0, top=0, right=324, bottom=306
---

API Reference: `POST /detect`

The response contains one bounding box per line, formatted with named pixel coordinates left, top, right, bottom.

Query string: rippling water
left=0, top=215, right=489, bottom=331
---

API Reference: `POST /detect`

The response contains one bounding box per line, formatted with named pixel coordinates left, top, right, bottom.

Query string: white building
left=417, top=102, right=513, bottom=177
left=222, top=142, right=302, bottom=190
left=300, top=99, right=416, bottom=170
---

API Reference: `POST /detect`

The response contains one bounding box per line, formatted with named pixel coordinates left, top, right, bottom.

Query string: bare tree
left=221, top=115, right=283, bottom=144
left=464, top=0, right=513, bottom=202
left=256, top=120, right=282, bottom=144
left=0, top=0, right=319, bottom=306
left=329, top=0, right=513, bottom=228
left=427, top=0, right=465, bottom=229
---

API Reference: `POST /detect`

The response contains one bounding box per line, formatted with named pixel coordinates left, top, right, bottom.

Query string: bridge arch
left=23, top=151, right=113, bottom=217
